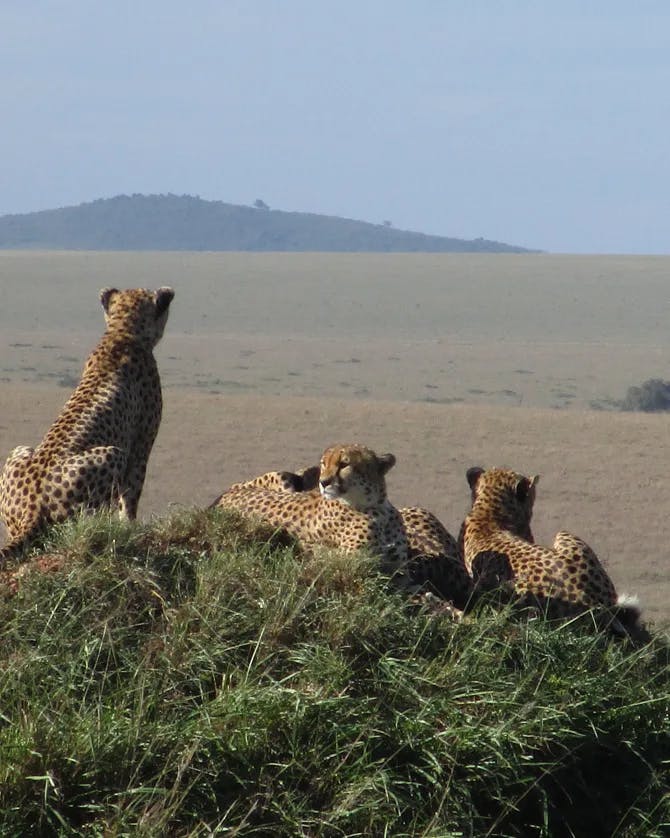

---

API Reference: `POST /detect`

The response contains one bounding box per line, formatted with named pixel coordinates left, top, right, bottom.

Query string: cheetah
left=460, top=466, right=644, bottom=637
left=211, top=443, right=409, bottom=577
left=216, top=452, right=473, bottom=608
left=0, top=286, right=174, bottom=557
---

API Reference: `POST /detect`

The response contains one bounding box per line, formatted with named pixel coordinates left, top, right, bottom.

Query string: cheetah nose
left=320, top=477, right=333, bottom=489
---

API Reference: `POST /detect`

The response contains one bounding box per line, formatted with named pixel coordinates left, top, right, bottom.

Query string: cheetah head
left=318, top=443, right=396, bottom=510
left=100, top=287, right=175, bottom=346
left=466, top=466, right=539, bottom=536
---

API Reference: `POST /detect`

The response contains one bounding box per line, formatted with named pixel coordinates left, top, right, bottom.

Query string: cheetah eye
left=339, top=459, right=350, bottom=468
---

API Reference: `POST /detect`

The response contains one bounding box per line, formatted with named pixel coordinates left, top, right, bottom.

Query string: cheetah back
left=215, top=487, right=408, bottom=567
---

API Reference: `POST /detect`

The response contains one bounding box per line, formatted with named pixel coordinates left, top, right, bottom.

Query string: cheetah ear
left=530, top=474, right=540, bottom=488
left=296, top=465, right=320, bottom=491
left=100, top=287, right=119, bottom=311
left=466, top=467, right=485, bottom=491
left=154, top=287, right=175, bottom=317
left=515, top=476, right=534, bottom=502
left=377, top=453, right=396, bottom=476
left=279, top=471, right=305, bottom=491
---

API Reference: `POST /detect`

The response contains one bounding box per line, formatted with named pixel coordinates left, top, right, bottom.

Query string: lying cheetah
left=211, top=444, right=409, bottom=576
left=218, top=453, right=473, bottom=608
left=0, top=286, right=174, bottom=557
left=460, top=466, right=644, bottom=636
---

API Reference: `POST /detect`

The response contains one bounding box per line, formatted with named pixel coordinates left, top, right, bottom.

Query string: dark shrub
left=621, top=378, right=670, bottom=412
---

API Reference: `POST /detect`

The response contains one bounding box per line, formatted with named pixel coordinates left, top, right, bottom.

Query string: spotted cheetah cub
left=0, top=287, right=174, bottom=557
left=211, top=443, right=409, bottom=573
left=460, top=466, right=644, bottom=637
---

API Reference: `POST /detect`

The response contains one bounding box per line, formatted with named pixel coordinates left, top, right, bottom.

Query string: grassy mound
left=0, top=508, right=668, bottom=836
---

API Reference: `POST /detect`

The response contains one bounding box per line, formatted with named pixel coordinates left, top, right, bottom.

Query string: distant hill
left=0, top=194, right=535, bottom=253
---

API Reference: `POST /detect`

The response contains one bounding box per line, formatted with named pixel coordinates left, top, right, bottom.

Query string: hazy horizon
left=2, top=2, right=669, bottom=255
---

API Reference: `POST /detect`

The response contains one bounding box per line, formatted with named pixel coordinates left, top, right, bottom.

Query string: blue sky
left=2, top=1, right=669, bottom=253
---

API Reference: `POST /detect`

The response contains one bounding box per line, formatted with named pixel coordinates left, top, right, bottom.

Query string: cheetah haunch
left=0, top=286, right=174, bottom=557
left=460, top=466, right=645, bottom=638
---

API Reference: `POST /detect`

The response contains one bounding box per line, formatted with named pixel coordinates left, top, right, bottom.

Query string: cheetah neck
left=466, top=504, right=531, bottom=540
left=331, top=492, right=389, bottom=514
left=358, top=496, right=392, bottom=515
left=102, top=327, right=159, bottom=353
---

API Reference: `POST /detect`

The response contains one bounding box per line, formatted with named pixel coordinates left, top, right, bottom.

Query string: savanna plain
left=1, top=250, right=669, bottom=627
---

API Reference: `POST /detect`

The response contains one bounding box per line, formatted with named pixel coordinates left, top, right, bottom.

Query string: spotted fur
left=0, top=286, right=174, bottom=557
left=460, top=466, right=644, bottom=637
left=226, top=465, right=321, bottom=494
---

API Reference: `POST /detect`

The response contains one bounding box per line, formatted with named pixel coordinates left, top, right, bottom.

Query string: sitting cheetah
left=211, top=443, right=409, bottom=577
left=460, top=466, right=644, bottom=637
left=217, top=452, right=473, bottom=608
left=0, top=286, right=174, bottom=557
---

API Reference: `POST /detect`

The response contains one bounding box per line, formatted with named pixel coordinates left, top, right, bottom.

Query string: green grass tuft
left=0, top=508, right=668, bottom=836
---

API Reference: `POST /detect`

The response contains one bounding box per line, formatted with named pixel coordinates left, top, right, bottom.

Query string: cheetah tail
left=612, top=593, right=649, bottom=642
left=616, top=593, right=642, bottom=620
